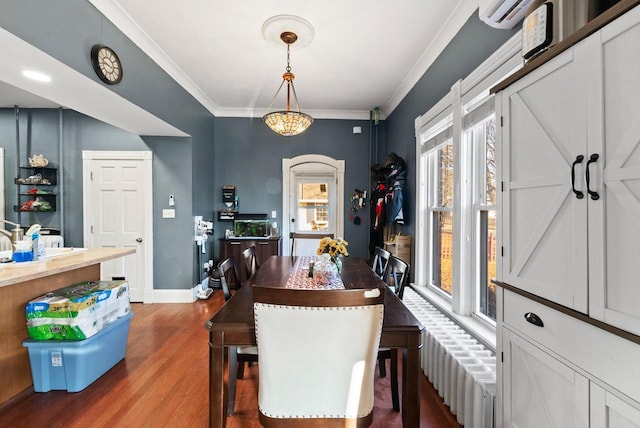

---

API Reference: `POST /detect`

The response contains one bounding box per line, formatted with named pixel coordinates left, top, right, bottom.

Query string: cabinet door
left=589, top=8, right=640, bottom=336
left=255, top=240, right=278, bottom=264
left=502, top=329, right=589, bottom=428
left=222, top=240, right=246, bottom=283
left=591, top=384, right=640, bottom=428
left=500, top=37, right=599, bottom=312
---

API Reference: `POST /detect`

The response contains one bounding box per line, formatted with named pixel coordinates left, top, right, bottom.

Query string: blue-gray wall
left=0, top=0, right=213, bottom=290
left=0, top=108, right=194, bottom=290
left=213, top=117, right=375, bottom=260
left=1, top=2, right=519, bottom=289
left=384, top=12, right=519, bottom=245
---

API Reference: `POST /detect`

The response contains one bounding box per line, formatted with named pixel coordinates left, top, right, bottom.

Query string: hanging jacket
left=386, top=180, right=404, bottom=225
left=370, top=182, right=386, bottom=231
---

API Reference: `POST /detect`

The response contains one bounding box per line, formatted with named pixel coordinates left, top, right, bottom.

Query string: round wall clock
left=91, top=44, right=123, bottom=85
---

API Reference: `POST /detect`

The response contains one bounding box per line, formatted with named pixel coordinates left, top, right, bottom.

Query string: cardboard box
left=22, top=312, right=133, bottom=392
left=385, top=234, right=411, bottom=264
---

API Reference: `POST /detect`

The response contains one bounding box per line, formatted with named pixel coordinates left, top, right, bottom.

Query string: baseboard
left=152, top=287, right=197, bottom=303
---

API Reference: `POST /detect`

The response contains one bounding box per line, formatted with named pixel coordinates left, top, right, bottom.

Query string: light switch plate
left=271, top=211, right=277, bottom=218
left=163, top=209, right=176, bottom=218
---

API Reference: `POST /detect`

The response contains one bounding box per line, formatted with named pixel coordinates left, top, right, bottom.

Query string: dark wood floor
left=0, top=289, right=461, bottom=427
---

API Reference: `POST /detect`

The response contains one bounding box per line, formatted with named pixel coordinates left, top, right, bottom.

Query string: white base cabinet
left=502, top=327, right=589, bottom=428
left=591, top=385, right=640, bottom=428
left=498, top=288, right=640, bottom=428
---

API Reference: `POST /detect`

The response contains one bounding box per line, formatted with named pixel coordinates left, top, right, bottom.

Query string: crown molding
left=0, top=26, right=188, bottom=137
left=383, top=0, right=477, bottom=117
left=89, top=0, right=474, bottom=122
left=88, top=0, right=220, bottom=116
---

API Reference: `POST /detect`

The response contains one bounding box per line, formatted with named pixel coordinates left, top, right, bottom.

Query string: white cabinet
left=500, top=38, right=595, bottom=313
left=591, top=384, right=640, bottom=428
left=497, top=6, right=640, bottom=428
left=500, top=6, right=640, bottom=335
left=499, top=288, right=640, bottom=428
left=502, top=328, right=589, bottom=428
left=589, top=9, right=640, bottom=337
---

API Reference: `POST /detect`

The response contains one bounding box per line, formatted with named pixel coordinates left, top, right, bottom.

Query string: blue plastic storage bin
left=22, top=312, right=134, bottom=392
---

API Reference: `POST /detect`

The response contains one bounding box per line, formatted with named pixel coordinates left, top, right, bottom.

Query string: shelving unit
left=14, top=166, right=57, bottom=212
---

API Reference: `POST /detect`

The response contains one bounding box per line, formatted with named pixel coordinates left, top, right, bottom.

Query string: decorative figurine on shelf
left=316, top=237, right=349, bottom=275
left=28, top=154, right=49, bottom=168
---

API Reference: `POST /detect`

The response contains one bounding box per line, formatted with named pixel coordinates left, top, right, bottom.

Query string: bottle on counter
left=14, top=240, right=33, bottom=262
left=31, top=232, right=40, bottom=261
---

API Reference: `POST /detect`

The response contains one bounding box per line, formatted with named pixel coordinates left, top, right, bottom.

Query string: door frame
left=282, top=154, right=345, bottom=255
left=82, top=150, right=153, bottom=303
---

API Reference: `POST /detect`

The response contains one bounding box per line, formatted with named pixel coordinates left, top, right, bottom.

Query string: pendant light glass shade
left=263, top=110, right=313, bottom=136
left=263, top=31, right=313, bottom=136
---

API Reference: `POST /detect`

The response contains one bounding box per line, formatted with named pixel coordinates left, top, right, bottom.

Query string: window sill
left=409, top=285, right=497, bottom=352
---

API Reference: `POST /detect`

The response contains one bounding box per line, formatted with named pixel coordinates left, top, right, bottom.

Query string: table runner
left=285, top=256, right=345, bottom=289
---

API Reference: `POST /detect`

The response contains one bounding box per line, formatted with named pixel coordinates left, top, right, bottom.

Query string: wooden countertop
left=492, top=0, right=640, bottom=93
left=0, top=247, right=135, bottom=288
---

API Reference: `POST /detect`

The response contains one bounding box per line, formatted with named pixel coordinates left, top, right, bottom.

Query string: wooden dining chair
left=217, top=257, right=259, bottom=416
left=241, top=245, right=260, bottom=279
left=253, top=285, right=385, bottom=427
left=377, top=255, right=411, bottom=412
left=371, top=246, right=391, bottom=279
left=289, top=232, right=333, bottom=256
left=217, top=257, right=241, bottom=301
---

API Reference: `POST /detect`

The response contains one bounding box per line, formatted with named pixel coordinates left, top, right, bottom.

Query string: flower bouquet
left=316, top=237, right=349, bottom=274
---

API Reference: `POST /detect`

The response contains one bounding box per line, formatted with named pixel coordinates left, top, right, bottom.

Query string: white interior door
left=82, top=151, right=153, bottom=303
left=282, top=155, right=344, bottom=256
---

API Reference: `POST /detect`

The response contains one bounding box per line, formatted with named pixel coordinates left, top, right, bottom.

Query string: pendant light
left=263, top=31, right=313, bottom=137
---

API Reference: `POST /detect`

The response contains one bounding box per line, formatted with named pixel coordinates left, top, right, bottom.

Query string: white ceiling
left=1, top=0, right=480, bottom=132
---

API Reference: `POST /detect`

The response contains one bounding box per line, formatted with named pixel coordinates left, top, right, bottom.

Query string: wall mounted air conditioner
left=479, top=0, right=537, bottom=29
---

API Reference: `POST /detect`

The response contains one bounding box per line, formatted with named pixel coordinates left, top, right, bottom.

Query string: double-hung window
left=422, top=114, right=454, bottom=294
left=464, top=94, right=497, bottom=320
left=414, top=33, right=521, bottom=330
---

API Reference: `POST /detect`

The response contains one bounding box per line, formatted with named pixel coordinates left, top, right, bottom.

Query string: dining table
left=204, top=255, right=425, bottom=428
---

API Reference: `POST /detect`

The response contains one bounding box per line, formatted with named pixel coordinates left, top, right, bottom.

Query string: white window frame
left=466, top=110, right=497, bottom=323
left=424, top=139, right=455, bottom=296
left=414, top=32, right=522, bottom=344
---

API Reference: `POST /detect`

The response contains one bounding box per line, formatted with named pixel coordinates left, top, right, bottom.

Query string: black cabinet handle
left=524, top=312, right=544, bottom=327
left=586, top=153, right=600, bottom=200
left=571, top=155, right=584, bottom=199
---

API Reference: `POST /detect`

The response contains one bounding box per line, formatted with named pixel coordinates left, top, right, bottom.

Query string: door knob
left=136, top=237, right=143, bottom=243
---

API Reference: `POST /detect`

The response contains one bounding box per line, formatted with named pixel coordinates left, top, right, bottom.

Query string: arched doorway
left=282, top=155, right=344, bottom=255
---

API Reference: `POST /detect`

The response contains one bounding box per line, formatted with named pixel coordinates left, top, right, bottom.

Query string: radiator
left=403, top=287, right=497, bottom=428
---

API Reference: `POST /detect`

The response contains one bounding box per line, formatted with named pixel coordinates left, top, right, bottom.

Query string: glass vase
left=332, top=256, right=342, bottom=275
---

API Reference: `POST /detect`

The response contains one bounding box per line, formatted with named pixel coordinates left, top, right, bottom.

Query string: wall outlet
left=271, top=211, right=277, bottom=218
left=162, top=209, right=176, bottom=218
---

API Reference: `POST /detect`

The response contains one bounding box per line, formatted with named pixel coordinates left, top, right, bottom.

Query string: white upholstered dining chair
left=253, top=286, right=385, bottom=428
